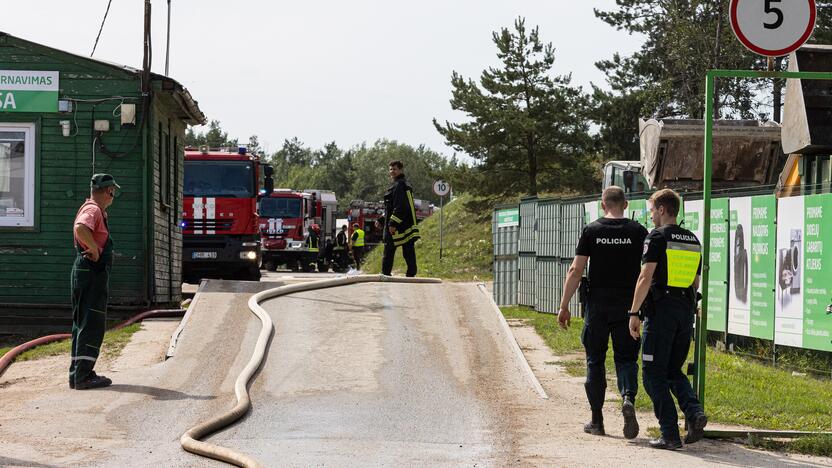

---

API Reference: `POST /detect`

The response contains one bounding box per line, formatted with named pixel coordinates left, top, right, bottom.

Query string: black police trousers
left=381, top=240, right=417, bottom=277
left=581, top=300, right=640, bottom=413
left=641, top=291, right=704, bottom=441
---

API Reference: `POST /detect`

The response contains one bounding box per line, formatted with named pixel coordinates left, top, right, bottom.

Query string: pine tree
left=434, top=18, right=596, bottom=197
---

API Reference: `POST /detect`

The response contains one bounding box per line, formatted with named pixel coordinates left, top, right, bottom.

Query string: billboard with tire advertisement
left=728, top=195, right=776, bottom=340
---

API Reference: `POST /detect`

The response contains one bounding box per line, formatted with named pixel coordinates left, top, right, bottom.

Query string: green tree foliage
left=434, top=17, right=596, bottom=197
left=184, top=120, right=239, bottom=149
left=268, top=139, right=458, bottom=207
left=593, top=0, right=832, bottom=161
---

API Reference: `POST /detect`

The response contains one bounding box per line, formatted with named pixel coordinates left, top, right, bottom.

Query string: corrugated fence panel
left=493, top=257, right=518, bottom=306
left=519, top=198, right=537, bottom=253
left=494, top=224, right=519, bottom=257
left=534, top=257, right=559, bottom=313
left=535, top=200, right=560, bottom=257
left=518, top=253, right=536, bottom=306
left=558, top=201, right=586, bottom=258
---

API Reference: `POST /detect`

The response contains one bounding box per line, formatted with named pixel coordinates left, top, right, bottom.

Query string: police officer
left=69, top=174, right=119, bottom=390
left=381, top=160, right=420, bottom=277
left=350, top=223, right=365, bottom=268
left=558, top=186, right=647, bottom=439
left=628, top=188, right=708, bottom=450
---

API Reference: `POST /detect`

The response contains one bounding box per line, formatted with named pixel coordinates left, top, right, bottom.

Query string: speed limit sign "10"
left=433, top=180, right=450, bottom=197
left=730, top=0, right=816, bottom=57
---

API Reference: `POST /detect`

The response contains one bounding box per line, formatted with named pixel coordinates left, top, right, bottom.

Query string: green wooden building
left=0, top=32, right=205, bottom=333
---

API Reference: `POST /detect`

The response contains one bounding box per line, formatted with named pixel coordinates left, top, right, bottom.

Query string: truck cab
left=182, top=147, right=272, bottom=282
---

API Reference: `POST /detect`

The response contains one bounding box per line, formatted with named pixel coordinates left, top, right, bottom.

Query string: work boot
left=684, top=412, right=708, bottom=444
left=72, top=371, right=112, bottom=390
left=583, top=420, right=605, bottom=436
left=648, top=437, right=682, bottom=450
left=621, top=396, right=639, bottom=439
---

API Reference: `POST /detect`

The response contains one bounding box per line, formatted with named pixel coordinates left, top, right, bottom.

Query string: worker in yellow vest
left=350, top=222, right=365, bottom=268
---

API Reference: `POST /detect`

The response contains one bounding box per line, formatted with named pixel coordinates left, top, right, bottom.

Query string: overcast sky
left=5, top=1, right=642, bottom=157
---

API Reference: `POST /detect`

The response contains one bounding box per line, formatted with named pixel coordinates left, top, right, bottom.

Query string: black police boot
left=583, top=411, right=605, bottom=436
left=648, top=437, right=683, bottom=450
left=73, top=371, right=112, bottom=390
left=583, top=421, right=605, bottom=436
left=621, top=396, right=639, bottom=439
left=684, top=412, right=708, bottom=444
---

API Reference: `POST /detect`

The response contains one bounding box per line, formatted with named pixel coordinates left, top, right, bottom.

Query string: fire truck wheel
left=246, top=266, right=261, bottom=282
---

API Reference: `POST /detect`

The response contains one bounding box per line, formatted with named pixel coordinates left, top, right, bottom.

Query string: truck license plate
left=192, top=251, right=217, bottom=259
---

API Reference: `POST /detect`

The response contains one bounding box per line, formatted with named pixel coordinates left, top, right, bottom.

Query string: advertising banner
left=776, top=196, right=805, bottom=347
left=749, top=195, right=777, bottom=340
left=708, top=198, right=730, bottom=332
left=728, top=195, right=776, bottom=339
left=728, top=197, right=752, bottom=337
left=802, top=194, right=832, bottom=352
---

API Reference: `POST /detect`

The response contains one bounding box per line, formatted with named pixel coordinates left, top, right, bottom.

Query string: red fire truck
left=182, top=147, right=273, bottom=282
left=258, top=189, right=338, bottom=272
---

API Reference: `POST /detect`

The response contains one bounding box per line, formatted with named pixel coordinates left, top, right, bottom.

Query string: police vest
left=353, top=229, right=365, bottom=247
left=666, top=238, right=701, bottom=288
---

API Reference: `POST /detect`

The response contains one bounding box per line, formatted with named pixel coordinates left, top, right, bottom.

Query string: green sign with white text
left=496, top=208, right=519, bottom=228
left=749, top=195, right=776, bottom=340
left=0, top=70, right=59, bottom=113
left=708, top=198, right=729, bottom=332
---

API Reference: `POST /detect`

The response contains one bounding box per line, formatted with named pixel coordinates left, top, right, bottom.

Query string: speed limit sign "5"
left=730, top=0, right=816, bottom=57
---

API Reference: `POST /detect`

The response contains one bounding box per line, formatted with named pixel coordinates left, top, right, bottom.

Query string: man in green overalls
left=69, top=174, right=119, bottom=390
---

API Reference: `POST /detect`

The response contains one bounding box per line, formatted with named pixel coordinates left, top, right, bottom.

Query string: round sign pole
left=439, top=195, right=444, bottom=260
left=433, top=180, right=451, bottom=261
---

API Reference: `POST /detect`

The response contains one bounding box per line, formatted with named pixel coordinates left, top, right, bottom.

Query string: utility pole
left=165, top=0, right=172, bottom=76
left=143, top=0, right=152, bottom=94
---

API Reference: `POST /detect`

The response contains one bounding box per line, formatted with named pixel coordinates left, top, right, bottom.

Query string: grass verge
left=0, top=324, right=141, bottom=363
left=361, top=194, right=494, bottom=281
left=502, top=305, right=832, bottom=456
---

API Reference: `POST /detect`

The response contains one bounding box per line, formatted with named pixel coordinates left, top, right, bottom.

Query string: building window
left=0, top=122, right=35, bottom=228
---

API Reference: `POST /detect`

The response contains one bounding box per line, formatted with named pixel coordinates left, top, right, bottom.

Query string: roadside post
left=696, top=0, right=819, bottom=406
left=433, top=180, right=451, bottom=259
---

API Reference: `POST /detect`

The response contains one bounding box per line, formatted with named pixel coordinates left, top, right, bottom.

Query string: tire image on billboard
left=730, top=0, right=817, bottom=57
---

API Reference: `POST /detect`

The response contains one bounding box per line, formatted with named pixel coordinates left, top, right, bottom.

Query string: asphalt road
left=206, top=280, right=527, bottom=466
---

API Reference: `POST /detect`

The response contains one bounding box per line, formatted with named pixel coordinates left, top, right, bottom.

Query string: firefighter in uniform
left=334, top=225, right=349, bottom=270
left=558, top=186, right=647, bottom=438
left=628, top=188, right=708, bottom=450
left=305, top=224, right=320, bottom=271
left=381, top=160, right=420, bottom=277
left=350, top=223, right=365, bottom=268
left=69, top=174, right=119, bottom=390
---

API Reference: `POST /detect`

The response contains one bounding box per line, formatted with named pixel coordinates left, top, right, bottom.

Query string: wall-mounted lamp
left=59, top=120, right=71, bottom=137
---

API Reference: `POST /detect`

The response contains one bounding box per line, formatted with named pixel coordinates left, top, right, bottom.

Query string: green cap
left=91, top=173, right=120, bottom=190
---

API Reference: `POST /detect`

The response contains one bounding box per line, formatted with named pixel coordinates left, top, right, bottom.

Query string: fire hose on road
left=0, top=309, right=186, bottom=379
left=179, top=274, right=442, bottom=468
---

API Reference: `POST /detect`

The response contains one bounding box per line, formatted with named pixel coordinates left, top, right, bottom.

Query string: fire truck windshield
left=184, top=161, right=255, bottom=198
left=259, top=197, right=302, bottom=218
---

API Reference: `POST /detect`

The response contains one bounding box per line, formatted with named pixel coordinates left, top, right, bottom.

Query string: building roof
left=0, top=31, right=206, bottom=125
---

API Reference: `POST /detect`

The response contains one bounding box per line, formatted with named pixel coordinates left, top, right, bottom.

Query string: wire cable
left=90, top=0, right=114, bottom=57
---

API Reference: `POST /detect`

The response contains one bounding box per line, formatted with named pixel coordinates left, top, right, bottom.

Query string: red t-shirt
left=74, top=199, right=109, bottom=254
